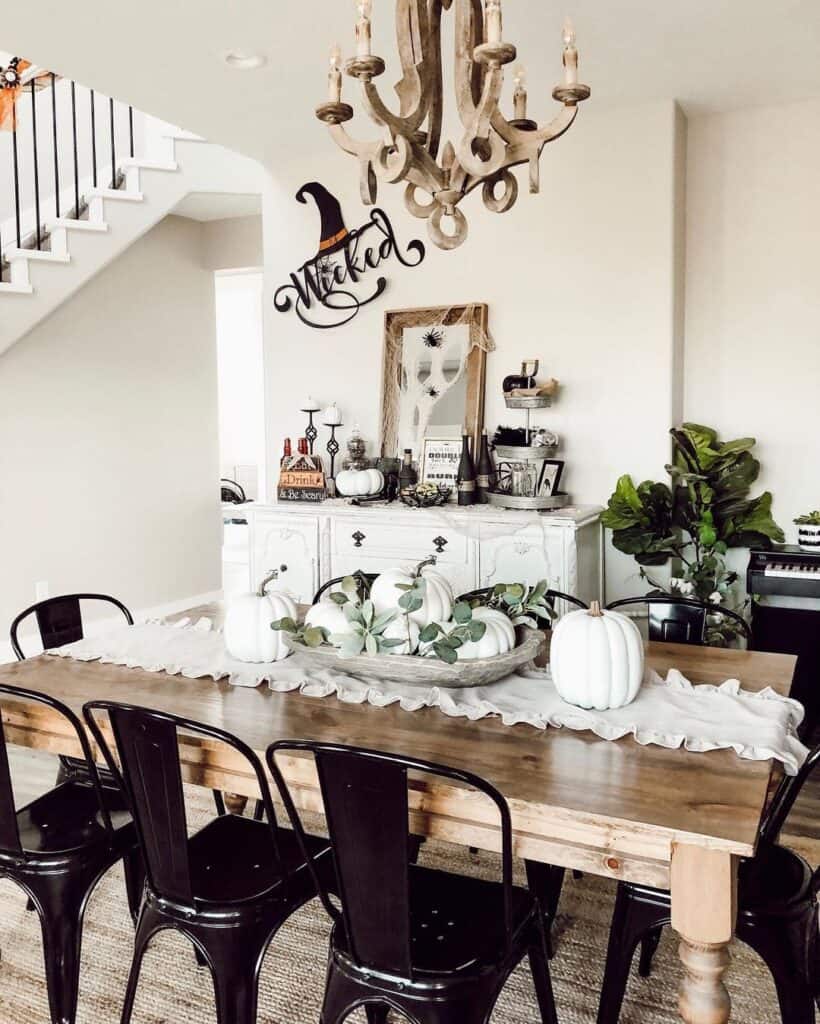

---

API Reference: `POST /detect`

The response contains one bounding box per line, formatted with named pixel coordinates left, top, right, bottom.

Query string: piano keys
left=747, top=546, right=820, bottom=599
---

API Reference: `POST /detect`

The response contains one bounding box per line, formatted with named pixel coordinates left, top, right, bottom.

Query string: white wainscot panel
left=251, top=513, right=319, bottom=603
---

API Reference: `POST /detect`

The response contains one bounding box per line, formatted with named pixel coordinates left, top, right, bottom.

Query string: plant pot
left=797, top=523, right=820, bottom=551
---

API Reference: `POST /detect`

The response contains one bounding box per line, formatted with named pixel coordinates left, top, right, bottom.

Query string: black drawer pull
left=433, top=536, right=448, bottom=554
left=352, top=531, right=366, bottom=548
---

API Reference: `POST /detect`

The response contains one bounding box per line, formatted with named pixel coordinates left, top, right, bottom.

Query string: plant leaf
left=452, top=601, right=472, bottom=624
left=419, top=622, right=441, bottom=643
left=303, top=626, right=327, bottom=648
left=468, top=619, right=487, bottom=642
left=433, top=642, right=458, bottom=664
left=365, top=633, right=378, bottom=656
left=271, top=617, right=297, bottom=633
left=340, top=575, right=360, bottom=598
left=339, top=634, right=366, bottom=659
left=329, top=591, right=348, bottom=606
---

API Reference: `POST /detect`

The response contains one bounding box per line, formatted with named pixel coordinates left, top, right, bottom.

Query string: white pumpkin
left=550, top=601, right=644, bottom=710
left=455, top=607, right=516, bottom=660
left=381, top=615, right=420, bottom=655
left=224, top=572, right=297, bottom=663
left=335, top=468, right=384, bottom=497
left=370, top=563, right=454, bottom=627
left=304, top=602, right=355, bottom=644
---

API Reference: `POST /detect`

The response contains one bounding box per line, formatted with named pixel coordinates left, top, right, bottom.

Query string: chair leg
left=365, top=1006, right=389, bottom=1024
left=122, top=847, right=145, bottom=924
left=529, top=939, right=560, bottom=1024
left=596, top=885, right=669, bottom=1024
left=637, top=925, right=663, bottom=977
left=408, top=834, right=424, bottom=864
left=212, top=789, right=227, bottom=816
left=120, top=907, right=159, bottom=1024
left=740, top=913, right=818, bottom=1024
left=193, top=925, right=270, bottom=1024
left=29, top=873, right=90, bottom=1024
left=525, top=861, right=566, bottom=959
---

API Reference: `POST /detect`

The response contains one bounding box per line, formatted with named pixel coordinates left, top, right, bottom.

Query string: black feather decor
left=492, top=425, right=529, bottom=447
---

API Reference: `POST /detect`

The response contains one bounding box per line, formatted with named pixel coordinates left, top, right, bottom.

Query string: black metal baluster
left=90, top=90, right=97, bottom=188
left=71, top=82, right=79, bottom=219
left=109, top=97, right=116, bottom=188
left=30, top=81, right=41, bottom=249
left=51, top=73, right=60, bottom=219
left=12, top=112, right=21, bottom=247
left=128, top=106, right=134, bottom=158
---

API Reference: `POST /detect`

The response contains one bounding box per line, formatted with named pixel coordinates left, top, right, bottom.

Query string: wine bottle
left=476, top=429, right=494, bottom=503
left=457, top=431, right=477, bottom=506
left=399, top=449, right=418, bottom=490
left=281, top=438, right=292, bottom=466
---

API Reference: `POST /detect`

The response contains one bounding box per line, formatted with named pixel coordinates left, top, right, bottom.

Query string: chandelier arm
left=453, top=0, right=484, bottom=126
left=491, top=103, right=578, bottom=149
left=456, top=62, right=505, bottom=178
left=361, top=78, right=428, bottom=136
left=328, top=123, right=382, bottom=161
left=423, top=0, right=447, bottom=158
left=394, top=0, right=427, bottom=117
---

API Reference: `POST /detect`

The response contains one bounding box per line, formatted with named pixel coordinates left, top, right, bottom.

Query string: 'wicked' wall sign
left=274, top=182, right=425, bottom=330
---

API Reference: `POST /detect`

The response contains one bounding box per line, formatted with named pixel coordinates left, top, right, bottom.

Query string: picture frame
left=538, top=459, right=564, bottom=496
left=420, top=436, right=462, bottom=495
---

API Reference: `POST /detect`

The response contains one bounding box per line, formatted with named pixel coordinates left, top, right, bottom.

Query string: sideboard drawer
left=251, top=513, right=319, bottom=604
left=332, top=516, right=470, bottom=567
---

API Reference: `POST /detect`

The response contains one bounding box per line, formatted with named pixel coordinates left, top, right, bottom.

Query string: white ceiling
left=4, top=1, right=820, bottom=170
left=172, top=193, right=262, bottom=222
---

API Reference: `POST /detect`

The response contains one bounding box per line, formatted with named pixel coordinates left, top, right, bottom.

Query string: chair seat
left=335, top=864, right=536, bottom=976
left=188, top=813, right=331, bottom=903
left=12, top=779, right=134, bottom=855
left=739, top=843, right=815, bottom=913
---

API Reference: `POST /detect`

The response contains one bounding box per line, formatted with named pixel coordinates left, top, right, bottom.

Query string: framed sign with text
left=420, top=437, right=462, bottom=495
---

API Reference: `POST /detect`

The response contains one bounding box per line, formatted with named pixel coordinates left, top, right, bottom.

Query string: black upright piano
left=748, top=546, right=820, bottom=739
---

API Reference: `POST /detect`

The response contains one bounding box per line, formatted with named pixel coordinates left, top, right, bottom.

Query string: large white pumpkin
left=550, top=602, right=644, bottom=710
left=224, top=573, right=297, bottom=663
left=381, top=615, right=420, bottom=655
left=455, top=607, right=516, bottom=660
left=370, top=564, right=454, bottom=627
left=335, top=468, right=384, bottom=497
left=304, top=602, right=355, bottom=644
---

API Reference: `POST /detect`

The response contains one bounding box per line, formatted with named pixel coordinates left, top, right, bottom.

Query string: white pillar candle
left=356, top=0, right=373, bottom=57
left=513, top=64, right=527, bottom=119
left=328, top=44, right=342, bottom=102
left=323, top=403, right=343, bottom=426
left=562, top=17, right=579, bottom=85
left=485, top=0, right=502, bottom=44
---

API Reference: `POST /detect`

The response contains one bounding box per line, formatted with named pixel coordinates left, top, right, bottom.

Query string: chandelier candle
left=328, top=44, right=343, bottom=102
left=315, top=0, right=590, bottom=251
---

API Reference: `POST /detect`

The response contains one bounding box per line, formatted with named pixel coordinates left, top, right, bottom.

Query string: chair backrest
left=458, top=586, right=588, bottom=612
left=84, top=701, right=280, bottom=908
left=606, top=595, right=752, bottom=648
left=312, top=572, right=377, bottom=605
left=10, top=593, right=133, bottom=660
left=0, top=684, right=114, bottom=855
left=757, top=743, right=820, bottom=849
left=267, top=740, right=514, bottom=979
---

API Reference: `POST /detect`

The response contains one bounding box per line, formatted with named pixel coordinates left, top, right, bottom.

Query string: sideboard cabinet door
left=250, top=513, right=319, bottom=603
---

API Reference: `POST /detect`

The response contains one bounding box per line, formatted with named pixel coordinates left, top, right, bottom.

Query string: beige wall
left=262, top=102, right=685, bottom=599
left=202, top=215, right=263, bottom=271
left=684, top=99, right=820, bottom=550
left=0, top=215, right=221, bottom=636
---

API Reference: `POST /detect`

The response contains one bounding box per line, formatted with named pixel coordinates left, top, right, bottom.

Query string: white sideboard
left=242, top=499, right=603, bottom=609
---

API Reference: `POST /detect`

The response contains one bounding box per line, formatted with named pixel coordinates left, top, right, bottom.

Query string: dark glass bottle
left=398, top=449, right=417, bottom=490
left=297, top=437, right=308, bottom=456
left=502, top=359, right=539, bottom=393
left=457, top=431, right=477, bottom=506
left=281, top=438, right=292, bottom=466
left=476, top=429, right=494, bottom=503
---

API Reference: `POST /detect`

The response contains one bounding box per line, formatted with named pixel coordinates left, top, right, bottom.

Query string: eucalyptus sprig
left=467, top=580, right=556, bottom=629
left=271, top=617, right=329, bottom=649
left=331, top=599, right=406, bottom=659
left=419, top=601, right=487, bottom=665
left=392, top=554, right=438, bottom=616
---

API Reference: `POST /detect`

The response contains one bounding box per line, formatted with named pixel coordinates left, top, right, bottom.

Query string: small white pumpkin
left=370, top=561, right=454, bottom=627
left=304, top=601, right=355, bottom=644
left=224, top=571, right=297, bottom=663
left=381, top=615, right=420, bottom=655
left=550, top=601, right=644, bottom=710
left=335, top=468, right=384, bottom=497
left=455, top=607, right=516, bottom=660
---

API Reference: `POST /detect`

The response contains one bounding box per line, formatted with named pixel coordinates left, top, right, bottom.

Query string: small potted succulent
left=794, top=511, right=820, bottom=551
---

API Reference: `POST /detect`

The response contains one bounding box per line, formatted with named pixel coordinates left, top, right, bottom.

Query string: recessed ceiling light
left=222, top=50, right=267, bottom=70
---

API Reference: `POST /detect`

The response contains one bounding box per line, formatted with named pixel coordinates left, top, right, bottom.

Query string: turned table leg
left=670, top=843, right=737, bottom=1024
left=223, top=792, right=249, bottom=815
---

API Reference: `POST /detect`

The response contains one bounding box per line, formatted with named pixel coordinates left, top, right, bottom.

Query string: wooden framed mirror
left=380, top=303, right=489, bottom=460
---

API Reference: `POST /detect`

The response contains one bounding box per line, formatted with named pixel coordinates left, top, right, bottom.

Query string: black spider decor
left=425, top=385, right=440, bottom=399
left=1, top=58, right=22, bottom=90
left=421, top=327, right=444, bottom=348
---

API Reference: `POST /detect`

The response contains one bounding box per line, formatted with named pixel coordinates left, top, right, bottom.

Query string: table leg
left=223, top=792, right=249, bottom=815
left=670, top=843, right=737, bottom=1024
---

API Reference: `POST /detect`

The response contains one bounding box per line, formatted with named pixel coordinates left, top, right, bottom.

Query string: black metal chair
left=10, top=592, right=134, bottom=786
left=83, top=701, right=334, bottom=1024
left=596, top=744, right=820, bottom=1024
left=606, top=594, right=753, bottom=647
left=267, top=740, right=559, bottom=1024
left=0, top=684, right=143, bottom=1024
left=312, top=571, right=377, bottom=605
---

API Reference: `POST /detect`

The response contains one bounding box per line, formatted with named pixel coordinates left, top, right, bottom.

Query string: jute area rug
left=0, top=787, right=788, bottom=1024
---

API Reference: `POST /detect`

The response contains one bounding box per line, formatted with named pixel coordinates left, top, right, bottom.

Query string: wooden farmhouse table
left=0, top=605, right=797, bottom=1024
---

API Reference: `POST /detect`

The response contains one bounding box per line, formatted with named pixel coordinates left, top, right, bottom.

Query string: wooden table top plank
left=0, top=635, right=796, bottom=859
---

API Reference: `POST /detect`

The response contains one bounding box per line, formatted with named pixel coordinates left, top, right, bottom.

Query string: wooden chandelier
left=316, top=0, right=590, bottom=251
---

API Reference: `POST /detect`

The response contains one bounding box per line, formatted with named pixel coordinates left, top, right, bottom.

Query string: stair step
left=4, top=248, right=71, bottom=264
left=0, top=281, right=34, bottom=295
left=121, top=157, right=178, bottom=172
left=85, top=188, right=144, bottom=202
left=47, top=218, right=109, bottom=233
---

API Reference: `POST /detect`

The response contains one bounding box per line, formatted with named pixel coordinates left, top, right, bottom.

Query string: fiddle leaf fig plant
left=601, top=423, right=784, bottom=643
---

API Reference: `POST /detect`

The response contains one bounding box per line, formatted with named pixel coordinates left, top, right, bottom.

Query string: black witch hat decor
left=274, top=181, right=425, bottom=330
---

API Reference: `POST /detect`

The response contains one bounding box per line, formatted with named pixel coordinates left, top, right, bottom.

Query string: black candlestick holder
left=325, top=421, right=343, bottom=490
left=301, top=406, right=319, bottom=455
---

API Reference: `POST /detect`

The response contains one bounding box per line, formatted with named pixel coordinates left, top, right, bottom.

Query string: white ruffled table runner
left=50, top=620, right=808, bottom=775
